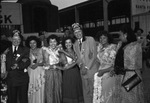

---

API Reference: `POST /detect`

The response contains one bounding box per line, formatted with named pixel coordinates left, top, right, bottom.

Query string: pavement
left=142, top=62, right=150, bottom=103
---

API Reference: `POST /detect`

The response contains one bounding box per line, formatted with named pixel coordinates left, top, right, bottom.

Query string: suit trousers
left=81, top=77, right=94, bottom=103
left=7, top=83, right=28, bottom=103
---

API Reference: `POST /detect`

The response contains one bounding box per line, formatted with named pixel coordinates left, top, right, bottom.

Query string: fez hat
left=72, top=23, right=81, bottom=32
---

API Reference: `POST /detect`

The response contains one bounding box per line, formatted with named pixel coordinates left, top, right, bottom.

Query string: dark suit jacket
left=0, top=39, right=12, bottom=54
left=6, top=46, right=30, bottom=86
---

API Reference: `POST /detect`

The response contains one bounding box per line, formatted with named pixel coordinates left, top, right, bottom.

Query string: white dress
left=93, top=44, right=117, bottom=103
left=28, top=48, right=45, bottom=103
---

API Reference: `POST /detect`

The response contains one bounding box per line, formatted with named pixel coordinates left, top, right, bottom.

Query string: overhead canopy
left=17, top=0, right=51, bottom=4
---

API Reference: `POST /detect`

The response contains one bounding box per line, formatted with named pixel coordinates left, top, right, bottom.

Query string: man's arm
left=17, top=48, right=30, bottom=70
left=87, top=37, right=97, bottom=70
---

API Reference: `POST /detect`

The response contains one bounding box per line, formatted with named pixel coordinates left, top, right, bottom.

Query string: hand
left=73, top=56, right=78, bottom=61
left=1, top=72, right=8, bottom=79
left=53, top=65, right=57, bottom=69
left=55, top=65, right=63, bottom=70
left=44, top=63, right=49, bottom=67
left=79, top=63, right=84, bottom=69
left=63, top=64, right=68, bottom=70
left=3, top=48, right=9, bottom=54
left=11, top=64, right=18, bottom=70
left=58, top=49, right=65, bottom=53
left=81, top=67, right=87, bottom=75
left=31, top=64, right=38, bottom=69
left=64, top=63, right=71, bottom=70
left=110, top=70, right=115, bottom=77
left=97, top=70, right=104, bottom=77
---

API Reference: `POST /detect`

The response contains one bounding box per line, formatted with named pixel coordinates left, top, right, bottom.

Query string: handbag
left=121, top=70, right=142, bottom=92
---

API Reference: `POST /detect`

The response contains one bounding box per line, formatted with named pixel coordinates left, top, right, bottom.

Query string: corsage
left=16, top=54, right=20, bottom=60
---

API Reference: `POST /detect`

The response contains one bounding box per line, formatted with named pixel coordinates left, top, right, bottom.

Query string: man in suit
left=72, top=23, right=99, bottom=103
left=5, top=30, right=30, bottom=103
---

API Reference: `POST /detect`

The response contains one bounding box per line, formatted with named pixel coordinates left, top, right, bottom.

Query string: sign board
left=0, top=3, right=23, bottom=25
left=131, top=0, right=150, bottom=15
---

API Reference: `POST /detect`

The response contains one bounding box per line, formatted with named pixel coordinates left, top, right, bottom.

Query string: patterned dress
left=28, top=48, right=45, bottom=103
left=42, top=47, right=63, bottom=103
left=1, top=53, right=8, bottom=103
left=116, top=42, right=144, bottom=103
left=93, top=44, right=117, bottom=103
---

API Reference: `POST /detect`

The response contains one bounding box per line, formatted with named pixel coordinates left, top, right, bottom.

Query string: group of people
left=0, top=23, right=148, bottom=103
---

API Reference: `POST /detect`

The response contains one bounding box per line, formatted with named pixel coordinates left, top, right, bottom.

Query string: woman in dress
left=25, top=36, right=45, bottom=103
left=114, top=25, right=144, bottom=103
left=61, top=37, right=84, bottom=103
left=42, top=34, right=66, bottom=103
left=93, top=31, right=118, bottom=103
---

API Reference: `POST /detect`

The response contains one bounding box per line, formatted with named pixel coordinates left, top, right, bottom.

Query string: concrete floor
left=142, top=62, right=150, bottom=103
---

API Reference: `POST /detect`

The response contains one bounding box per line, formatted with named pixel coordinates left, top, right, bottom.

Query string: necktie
left=14, top=46, right=17, bottom=55
left=79, top=40, right=82, bottom=51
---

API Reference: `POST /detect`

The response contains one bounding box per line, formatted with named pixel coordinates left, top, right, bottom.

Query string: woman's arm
left=64, top=60, right=77, bottom=70
left=97, top=66, right=114, bottom=77
left=59, top=49, right=74, bottom=59
left=55, top=65, right=63, bottom=70
left=59, top=51, right=78, bottom=70
left=30, top=62, right=44, bottom=69
left=57, top=52, right=68, bottom=70
left=98, top=44, right=117, bottom=77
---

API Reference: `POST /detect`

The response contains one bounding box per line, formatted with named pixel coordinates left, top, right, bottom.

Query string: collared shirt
left=12, top=45, right=18, bottom=53
left=78, top=38, right=83, bottom=51
left=78, top=38, right=83, bottom=44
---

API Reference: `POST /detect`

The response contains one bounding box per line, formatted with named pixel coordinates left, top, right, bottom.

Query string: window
left=126, top=18, right=129, bottom=23
left=84, top=22, right=90, bottom=28
left=97, top=21, right=101, bottom=27
left=116, top=18, right=121, bottom=24
left=90, top=22, right=95, bottom=28
left=121, top=18, right=125, bottom=23
left=112, top=19, right=115, bottom=25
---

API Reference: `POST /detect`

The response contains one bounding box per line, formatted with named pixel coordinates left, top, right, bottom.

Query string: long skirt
left=28, top=66, right=45, bottom=103
left=93, top=72, right=116, bottom=103
left=118, top=71, right=145, bottom=103
left=62, top=65, right=84, bottom=103
left=45, top=69, right=62, bottom=103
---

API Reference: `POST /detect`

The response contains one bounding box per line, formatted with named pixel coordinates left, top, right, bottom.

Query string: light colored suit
left=73, top=36, right=99, bottom=103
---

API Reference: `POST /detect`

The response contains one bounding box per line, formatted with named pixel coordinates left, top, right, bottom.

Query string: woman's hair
left=96, top=30, right=112, bottom=44
left=61, top=36, right=75, bottom=50
left=25, top=36, right=41, bottom=48
left=120, top=24, right=137, bottom=44
left=47, top=34, right=59, bottom=45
